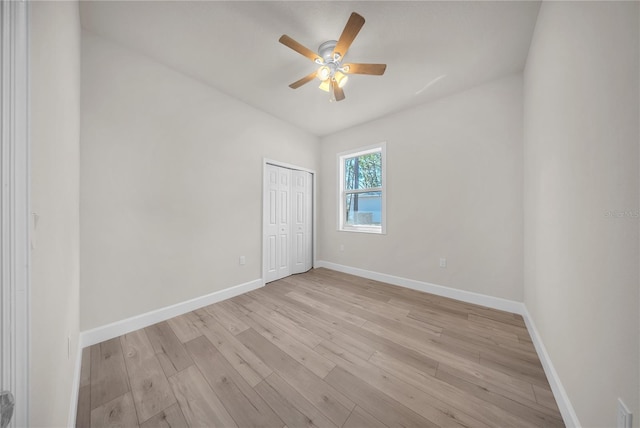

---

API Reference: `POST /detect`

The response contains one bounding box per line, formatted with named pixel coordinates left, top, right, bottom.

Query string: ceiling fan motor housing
left=318, top=40, right=339, bottom=64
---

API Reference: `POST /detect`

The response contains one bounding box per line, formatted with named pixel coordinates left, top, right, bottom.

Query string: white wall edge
left=67, top=342, right=83, bottom=428
left=1, top=2, right=30, bottom=427
left=520, top=306, right=581, bottom=428
left=316, top=260, right=523, bottom=314
left=79, top=278, right=263, bottom=348
left=315, top=260, right=580, bottom=428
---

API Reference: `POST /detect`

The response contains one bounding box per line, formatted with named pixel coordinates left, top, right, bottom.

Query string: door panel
left=291, top=170, right=312, bottom=274
left=295, top=232, right=304, bottom=265
left=264, top=165, right=281, bottom=282
left=265, top=165, right=291, bottom=282
left=268, top=236, right=276, bottom=273
left=268, top=190, right=276, bottom=225
left=277, top=169, right=290, bottom=279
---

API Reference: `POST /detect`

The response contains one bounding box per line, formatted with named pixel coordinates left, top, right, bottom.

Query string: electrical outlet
left=239, top=256, right=246, bottom=265
left=439, top=258, right=447, bottom=268
left=617, top=398, right=632, bottom=428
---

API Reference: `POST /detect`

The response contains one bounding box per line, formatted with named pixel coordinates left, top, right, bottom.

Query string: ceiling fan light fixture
left=334, top=71, right=349, bottom=88
left=318, top=79, right=331, bottom=92
left=317, top=65, right=331, bottom=81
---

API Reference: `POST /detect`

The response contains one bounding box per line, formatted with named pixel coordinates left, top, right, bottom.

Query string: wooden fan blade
left=333, top=12, right=365, bottom=59
left=289, top=71, right=317, bottom=89
left=343, top=63, right=387, bottom=75
left=279, top=35, right=321, bottom=62
left=333, top=80, right=346, bottom=101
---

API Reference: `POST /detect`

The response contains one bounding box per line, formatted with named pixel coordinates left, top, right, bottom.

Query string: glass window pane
left=344, top=152, right=382, bottom=190
left=344, top=191, right=382, bottom=226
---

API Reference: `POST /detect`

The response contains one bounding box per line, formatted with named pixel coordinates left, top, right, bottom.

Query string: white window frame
left=337, top=142, right=386, bottom=234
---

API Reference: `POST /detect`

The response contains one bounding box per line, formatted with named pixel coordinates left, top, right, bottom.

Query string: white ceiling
left=80, top=1, right=541, bottom=137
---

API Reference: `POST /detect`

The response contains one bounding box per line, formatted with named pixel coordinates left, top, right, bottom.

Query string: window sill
left=339, top=226, right=385, bottom=235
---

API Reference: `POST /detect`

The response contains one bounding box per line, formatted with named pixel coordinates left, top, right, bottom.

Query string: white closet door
left=291, top=170, right=313, bottom=274
left=264, top=165, right=291, bottom=282
left=265, top=164, right=313, bottom=283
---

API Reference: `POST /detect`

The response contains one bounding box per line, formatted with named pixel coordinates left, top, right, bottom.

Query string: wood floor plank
left=168, top=365, right=237, bottom=428
left=342, top=406, right=388, bottom=428
left=533, top=383, right=562, bottom=412
left=324, top=366, right=438, bottom=428
left=216, top=298, right=252, bottom=318
left=316, top=340, right=481, bottom=428
left=90, top=340, right=130, bottom=410
left=435, top=365, right=565, bottom=427
left=360, top=318, right=480, bottom=364
left=197, top=315, right=272, bottom=387
left=243, top=292, right=323, bottom=348
left=184, top=335, right=284, bottom=428
left=285, top=273, right=410, bottom=319
left=90, top=392, right=139, bottom=428
left=366, top=348, right=541, bottom=428
left=77, top=268, right=564, bottom=428
left=262, top=288, right=361, bottom=332
left=144, top=321, right=194, bottom=378
left=286, top=291, right=368, bottom=327
left=369, top=349, right=437, bottom=378
left=440, top=326, right=541, bottom=364
left=201, top=303, right=250, bottom=335
left=240, top=310, right=336, bottom=379
left=237, top=328, right=354, bottom=427
left=469, top=313, right=531, bottom=337
left=305, top=286, right=445, bottom=343
left=167, top=312, right=203, bottom=343
left=258, top=294, right=378, bottom=361
left=120, top=329, right=177, bottom=424
left=437, top=361, right=538, bottom=404
left=479, top=353, right=550, bottom=387
left=319, top=309, right=442, bottom=377
left=139, top=403, right=189, bottom=428
left=255, top=373, right=338, bottom=428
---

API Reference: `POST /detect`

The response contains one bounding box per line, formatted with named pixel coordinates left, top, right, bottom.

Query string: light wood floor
left=76, top=268, right=565, bottom=428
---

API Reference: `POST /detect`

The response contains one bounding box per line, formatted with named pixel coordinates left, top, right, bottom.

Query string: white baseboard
left=79, top=278, right=262, bottom=348
left=521, top=306, right=581, bottom=428
left=315, top=260, right=523, bottom=314
left=315, top=260, right=580, bottom=428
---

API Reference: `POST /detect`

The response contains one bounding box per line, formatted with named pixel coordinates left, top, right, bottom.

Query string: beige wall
left=80, top=33, right=319, bottom=330
left=318, top=75, right=524, bottom=301
left=30, top=1, right=81, bottom=426
left=523, top=2, right=639, bottom=426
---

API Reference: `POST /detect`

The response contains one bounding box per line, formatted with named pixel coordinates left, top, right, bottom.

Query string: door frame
left=262, top=159, right=316, bottom=285
left=1, top=1, right=31, bottom=427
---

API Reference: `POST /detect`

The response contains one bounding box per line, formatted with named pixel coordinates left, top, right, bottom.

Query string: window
left=338, top=143, right=386, bottom=234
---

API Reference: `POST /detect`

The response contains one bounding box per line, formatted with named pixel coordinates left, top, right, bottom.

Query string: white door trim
left=1, top=1, right=31, bottom=427
left=262, top=159, right=316, bottom=285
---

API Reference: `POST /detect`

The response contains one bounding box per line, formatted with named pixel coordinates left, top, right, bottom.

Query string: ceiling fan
left=279, top=12, right=387, bottom=102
